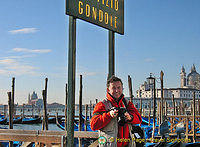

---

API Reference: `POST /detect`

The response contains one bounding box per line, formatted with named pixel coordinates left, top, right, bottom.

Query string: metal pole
left=108, top=31, right=115, bottom=79
left=79, top=75, right=83, bottom=147
left=67, top=15, right=76, bottom=147
left=65, top=83, right=68, bottom=131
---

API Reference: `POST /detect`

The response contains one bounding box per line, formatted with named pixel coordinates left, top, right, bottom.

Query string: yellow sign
left=66, top=0, right=124, bottom=35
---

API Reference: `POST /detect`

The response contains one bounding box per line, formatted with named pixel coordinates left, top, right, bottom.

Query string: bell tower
left=180, top=66, right=186, bottom=88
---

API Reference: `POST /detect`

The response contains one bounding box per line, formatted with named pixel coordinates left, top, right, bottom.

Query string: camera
left=111, top=107, right=127, bottom=126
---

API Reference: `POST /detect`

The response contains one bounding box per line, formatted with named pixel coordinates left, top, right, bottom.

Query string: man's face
left=107, top=81, right=123, bottom=99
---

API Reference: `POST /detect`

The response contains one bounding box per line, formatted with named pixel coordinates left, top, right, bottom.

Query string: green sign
left=66, top=0, right=124, bottom=35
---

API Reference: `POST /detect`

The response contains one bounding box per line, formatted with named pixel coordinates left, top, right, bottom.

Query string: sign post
left=108, top=30, right=115, bottom=79
left=67, top=16, right=76, bottom=147
left=65, top=0, right=124, bottom=146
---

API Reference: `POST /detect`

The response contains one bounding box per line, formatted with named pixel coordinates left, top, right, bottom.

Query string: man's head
left=107, top=76, right=123, bottom=99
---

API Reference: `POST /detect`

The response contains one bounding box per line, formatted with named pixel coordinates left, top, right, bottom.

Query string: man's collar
left=107, top=92, right=124, bottom=103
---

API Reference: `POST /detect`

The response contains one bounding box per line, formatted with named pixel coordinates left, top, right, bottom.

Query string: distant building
left=28, top=91, right=39, bottom=105
left=36, top=99, right=43, bottom=108
left=136, top=65, right=200, bottom=100
left=180, top=64, right=200, bottom=90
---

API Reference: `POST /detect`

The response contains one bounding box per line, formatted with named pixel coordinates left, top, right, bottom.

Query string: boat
left=48, top=117, right=56, bottom=123
left=5, top=117, right=22, bottom=125
left=56, top=116, right=97, bottom=146
left=21, top=116, right=41, bottom=124
left=0, top=117, right=7, bottom=125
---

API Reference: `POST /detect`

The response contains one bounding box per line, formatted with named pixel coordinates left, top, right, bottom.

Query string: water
left=0, top=123, right=63, bottom=131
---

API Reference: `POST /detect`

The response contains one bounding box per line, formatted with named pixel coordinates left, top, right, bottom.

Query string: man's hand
left=110, top=109, right=118, bottom=118
left=124, top=112, right=133, bottom=121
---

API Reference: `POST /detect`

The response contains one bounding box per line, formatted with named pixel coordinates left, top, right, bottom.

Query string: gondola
left=21, top=116, right=41, bottom=124
left=0, top=117, right=7, bottom=125
left=48, top=117, right=56, bottom=123
left=5, top=117, right=22, bottom=125
left=55, top=115, right=97, bottom=146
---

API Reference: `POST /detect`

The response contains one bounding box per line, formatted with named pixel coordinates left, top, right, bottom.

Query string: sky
left=0, top=0, right=200, bottom=105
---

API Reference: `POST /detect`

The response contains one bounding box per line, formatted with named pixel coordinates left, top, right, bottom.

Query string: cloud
left=9, top=28, right=38, bottom=34
left=13, top=48, right=51, bottom=53
left=0, top=58, right=37, bottom=76
left=0, top=58, right=16, bottom=65
left=2, top=55, right=35, bottom=59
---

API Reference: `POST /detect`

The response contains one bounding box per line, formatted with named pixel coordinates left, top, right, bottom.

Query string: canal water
left=0, top=123, right=63, bottom=131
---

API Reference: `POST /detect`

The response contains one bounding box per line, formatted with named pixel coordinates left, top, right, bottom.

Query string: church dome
left=187, top=64, right=200, bottom=89
left=31, top=91, right=38, bottom=100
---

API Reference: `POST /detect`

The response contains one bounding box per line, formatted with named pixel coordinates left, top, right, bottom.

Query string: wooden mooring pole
left=95, top=99, right=98, bottom=104
left=8, top=91, right=13, bottom=147
left=32, top=104, right=34, bottom=118
left=172, top=94, right=175, bottom=116
left=22, top=104, right=25, bottom=119
left=160, top=71, right=164, bottom=123
left=165, top=101, right=168, bottom=118
left=3, top=105, right=7, bottom=118
left=148, top=102, right=151, bottom=126
left=42, top=78, right=48, bottom=130
left=152, top=77, right=156, bottom=139
left=128, top=75, right=133, bottom=103
left=140, top=98, right=142, bottom=116
left=85, top=104, right=88, bottom=131
left=198, top=100, right=200, bottom=115
left=193, top=91, right=196, bottom=143
left=11, top=77, right=15, bottom=118
left=89, top=100, right=92, bottom=120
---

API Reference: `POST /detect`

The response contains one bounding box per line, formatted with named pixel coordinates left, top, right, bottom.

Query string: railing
left=0, top=129, right=98, bottom=146
left=167, top=115, right=200, bottom=142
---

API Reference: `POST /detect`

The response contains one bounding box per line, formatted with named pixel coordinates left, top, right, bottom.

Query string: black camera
left=111, top=107, right=127, bottom=126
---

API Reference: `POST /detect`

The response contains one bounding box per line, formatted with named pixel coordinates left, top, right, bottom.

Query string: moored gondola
left=21, top=116, right=41, bottom=124
left=6, top=117, right=22, bottom=125
left=0, top=117, right=7, bottom=125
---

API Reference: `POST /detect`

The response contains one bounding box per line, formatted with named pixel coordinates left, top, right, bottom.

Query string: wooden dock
left=0, top=129, right=98, bottom=147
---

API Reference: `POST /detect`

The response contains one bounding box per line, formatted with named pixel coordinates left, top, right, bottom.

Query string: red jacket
left=90, top=93, right=142, bottom=147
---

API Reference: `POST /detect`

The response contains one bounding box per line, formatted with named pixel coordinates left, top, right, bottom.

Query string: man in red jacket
left=90, top=76, right=142, bottom=147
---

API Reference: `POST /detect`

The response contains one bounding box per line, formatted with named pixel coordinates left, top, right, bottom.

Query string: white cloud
left=0, top=58, right=37, bottom=76
left=13, top=48, right=51, bottom=53
left=0, top=58, right=16, bottom=65
left=3, top=55, right=35, bottom=59
left=9, top=28, right=38, bottom=34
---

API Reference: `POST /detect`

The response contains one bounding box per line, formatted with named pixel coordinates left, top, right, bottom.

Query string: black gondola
left=21, top=117, right=41, bottom=124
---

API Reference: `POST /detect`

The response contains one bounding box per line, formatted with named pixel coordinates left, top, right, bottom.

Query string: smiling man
left=90, top=76, right=142, bottom=147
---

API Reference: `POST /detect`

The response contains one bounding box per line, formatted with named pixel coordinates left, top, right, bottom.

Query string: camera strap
left=122, top=98, right=129, bottom=111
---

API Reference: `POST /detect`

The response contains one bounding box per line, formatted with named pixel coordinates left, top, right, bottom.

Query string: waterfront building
left=135, top=65, right=200, bottom=111
left=28, top=91, right=42, bottom=106
left=180, top=64, right=200, bottom=90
